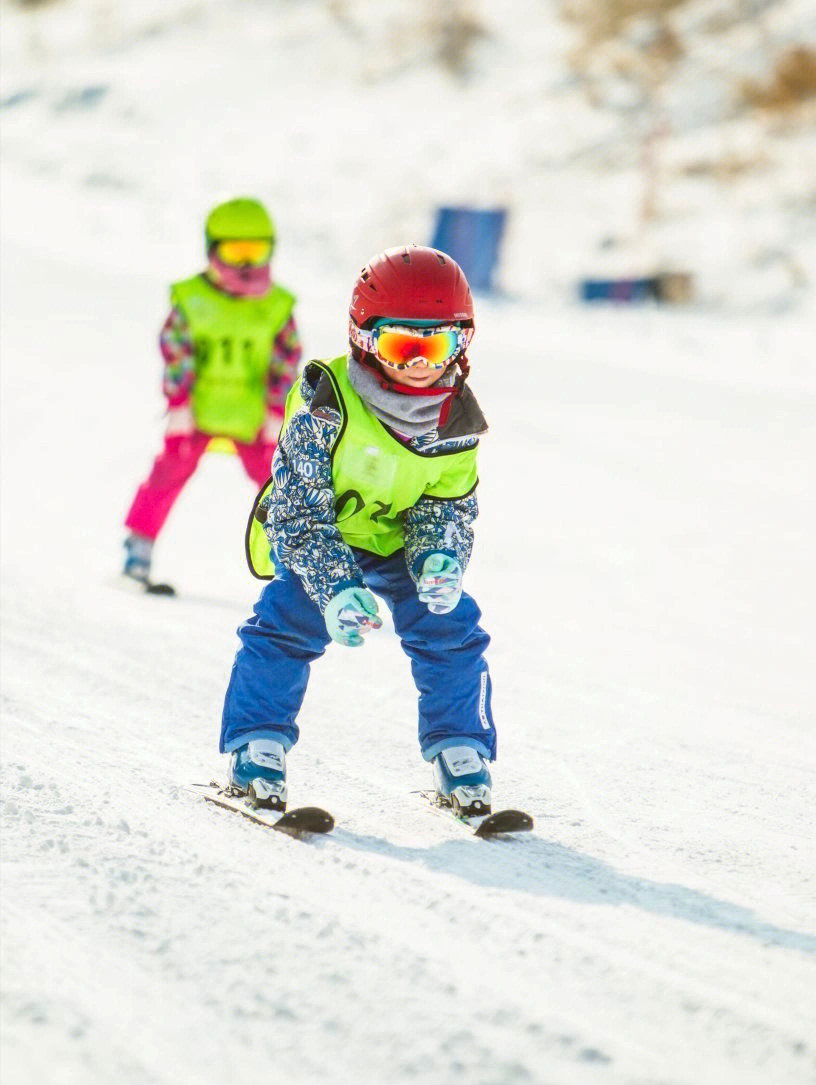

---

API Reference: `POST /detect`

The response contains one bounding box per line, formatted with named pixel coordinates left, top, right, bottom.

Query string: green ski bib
left=246, top=356, right=479, bottom=579
left=171, top=274, right=295, bottom=442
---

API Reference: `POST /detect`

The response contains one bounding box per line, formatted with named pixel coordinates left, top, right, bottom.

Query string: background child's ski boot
left=122, top=534, right=175, bottom=595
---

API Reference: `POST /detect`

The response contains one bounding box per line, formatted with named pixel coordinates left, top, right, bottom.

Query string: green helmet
left=204, top=198, right=276, bottom=247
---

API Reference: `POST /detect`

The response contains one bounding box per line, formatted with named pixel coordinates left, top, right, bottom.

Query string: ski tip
left=145, top=581, right=176, bottom=596
left=473, top=809, right=534, bottom=838
left=200, top=787, right=334, bottom=837
left=272, top=806, right=334, bottom=836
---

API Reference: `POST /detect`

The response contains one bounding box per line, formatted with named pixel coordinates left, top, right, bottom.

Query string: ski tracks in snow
left=2, top=585, right=815, bottom=1085
left=3, top=237, right=816, bottom=1083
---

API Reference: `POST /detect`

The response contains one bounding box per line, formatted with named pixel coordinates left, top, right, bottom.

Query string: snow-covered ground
left=2, top=3, right=815, bottom=1083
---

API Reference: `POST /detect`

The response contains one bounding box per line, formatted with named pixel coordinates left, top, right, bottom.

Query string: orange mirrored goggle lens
left=216, top=239, right=273, bottom=266
left=375, top=328, right=462, bottom=370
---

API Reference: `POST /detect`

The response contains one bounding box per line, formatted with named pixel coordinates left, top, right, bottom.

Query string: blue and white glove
left=324, top=586, right=382, bottom=647
left=416, top=553, right=463, bottom=614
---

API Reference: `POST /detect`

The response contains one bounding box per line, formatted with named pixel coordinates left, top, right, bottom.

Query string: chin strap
left=352, top=347, right=467, bottom=397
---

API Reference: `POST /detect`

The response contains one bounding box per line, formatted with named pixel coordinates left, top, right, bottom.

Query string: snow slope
left=2, top=3, right=815, bottom=1083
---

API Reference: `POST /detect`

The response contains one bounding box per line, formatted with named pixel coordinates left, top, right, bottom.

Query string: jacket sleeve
left=403, top=489, right=479, bottom=582
left=267, top=315, right=303, bottom=413
left=159, top=307, right=196, bottom=406
left=265, top=403, right=366, bottom=612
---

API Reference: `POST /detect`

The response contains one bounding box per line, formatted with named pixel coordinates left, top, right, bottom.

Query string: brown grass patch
left=680, top=153, right=771, bottom=180
left=562, top=0, right=689, bottom=47
left=742, top=46, right=816, bottom=110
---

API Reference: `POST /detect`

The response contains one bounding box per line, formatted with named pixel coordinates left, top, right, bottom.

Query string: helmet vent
left=436, top=253, right=446, bottom=265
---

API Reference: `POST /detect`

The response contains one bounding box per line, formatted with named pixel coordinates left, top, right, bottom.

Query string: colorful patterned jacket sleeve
left=403, top=491, right=479, bottom=582
left=264, top=377, right=365, bottom=612
left=267, top=315, right=302, bottom=413
left=159, top=307, right=195, bottom=406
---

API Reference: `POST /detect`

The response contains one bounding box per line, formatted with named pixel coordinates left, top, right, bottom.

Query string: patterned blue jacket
left=263, top=366, right=486, bottom=613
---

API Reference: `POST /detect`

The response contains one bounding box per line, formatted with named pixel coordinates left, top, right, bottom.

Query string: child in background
left=221, top=245, right=496, bottom=816
left=123, top=198, right=301, bottom=591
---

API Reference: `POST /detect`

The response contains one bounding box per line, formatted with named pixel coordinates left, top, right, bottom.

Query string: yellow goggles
left=215, top=239, right=273, bottom=266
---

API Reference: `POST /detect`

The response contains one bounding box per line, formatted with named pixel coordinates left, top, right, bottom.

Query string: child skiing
left=123, top=197, right=302, bottom=591
left=221, top=245, right=496, bottom=817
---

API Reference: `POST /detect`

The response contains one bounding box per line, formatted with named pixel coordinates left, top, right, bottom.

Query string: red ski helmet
left=349, top=245, right=474, bottom=331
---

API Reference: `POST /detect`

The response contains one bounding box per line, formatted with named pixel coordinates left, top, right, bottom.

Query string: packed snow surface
left=1, top=3, right=815, bottom=1084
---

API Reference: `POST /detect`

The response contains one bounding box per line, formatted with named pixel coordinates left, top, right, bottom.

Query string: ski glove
left=416, top=553, right=463, bottom=614
left=324, top=586, right=382, bottom=647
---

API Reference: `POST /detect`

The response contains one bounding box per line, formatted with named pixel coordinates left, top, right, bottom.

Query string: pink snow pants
left=125, top=431, right=275, bottom=541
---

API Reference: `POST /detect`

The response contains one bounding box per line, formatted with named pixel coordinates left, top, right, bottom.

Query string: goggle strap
left=349, top=320, right=375, bottom=354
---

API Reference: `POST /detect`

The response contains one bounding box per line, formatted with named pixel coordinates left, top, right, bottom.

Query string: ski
left=114, top=574, right=176, bottom=597
left=144, top=580, right=176, bottom=596
left=419, top=791, right=533, bottom=838
left=196, top=782, right=334, bottom=837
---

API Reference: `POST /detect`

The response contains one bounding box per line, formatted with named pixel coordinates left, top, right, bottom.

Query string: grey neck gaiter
left=346, top=354, right=456, bottom=437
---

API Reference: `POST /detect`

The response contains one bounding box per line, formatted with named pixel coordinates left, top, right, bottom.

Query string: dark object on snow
left=580, top=272, right=693, bottom=304
left=580, top=277, right=657, bottom=303
left=431, top=206, right=507, bottom=293
left=655, top=271, right=694, bottom=303
left=145, top=581, right=176, bottom=596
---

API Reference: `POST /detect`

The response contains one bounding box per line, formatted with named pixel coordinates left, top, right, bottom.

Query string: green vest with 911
left=170, top=274, right=295, bottom=443
left=246, top=355, right=479, bottom=579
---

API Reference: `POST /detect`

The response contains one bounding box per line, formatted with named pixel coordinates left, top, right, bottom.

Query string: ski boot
left=122, top=534, right=175, bottom=595
left=433, top=746, right=492, bottom=817
left=123, top=533, right=153, bottom=584
left=228, top=739, right=288, bottom=811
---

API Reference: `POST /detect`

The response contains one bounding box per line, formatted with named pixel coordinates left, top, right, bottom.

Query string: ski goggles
left=350, top=321, right=471, bottom=370
left=215, top=239, right=273, bottom=266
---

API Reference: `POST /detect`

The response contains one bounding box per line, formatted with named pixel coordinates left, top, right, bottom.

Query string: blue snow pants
left=220, top=549, right=496, bottom=762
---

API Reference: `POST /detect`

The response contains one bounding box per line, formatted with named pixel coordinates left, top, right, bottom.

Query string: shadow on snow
left=328, top=827, right=816, bottom=954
